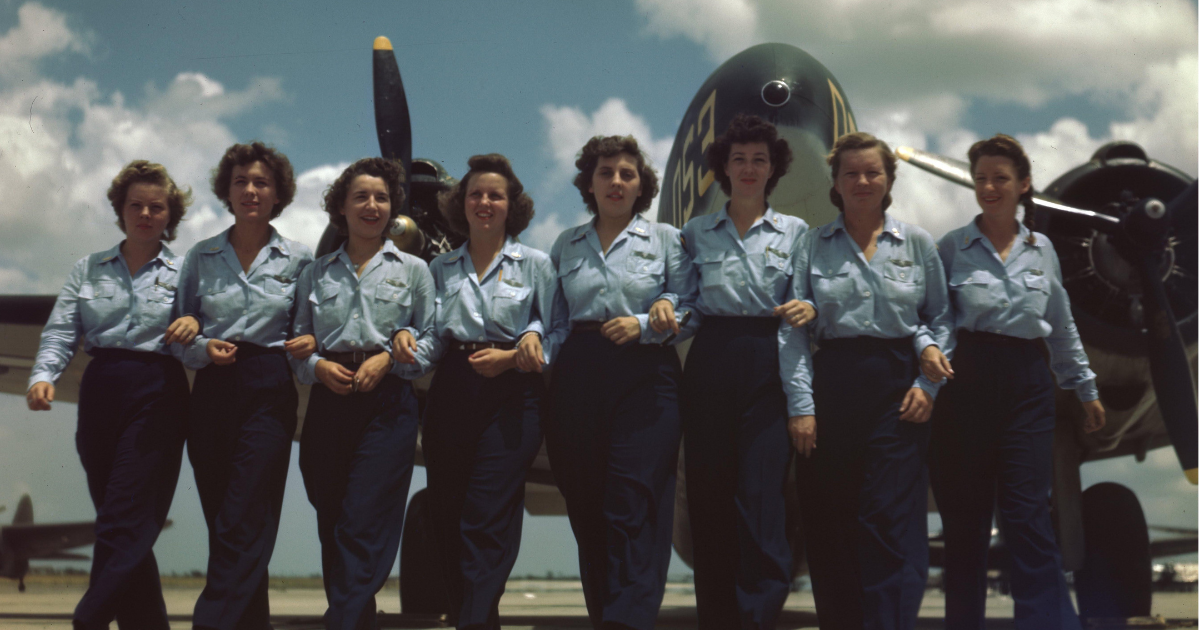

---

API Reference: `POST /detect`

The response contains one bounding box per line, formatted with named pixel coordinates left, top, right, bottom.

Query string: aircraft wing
left=0, top=295, right=88, bottom=403
left=1, top=522, right=96, bottom=558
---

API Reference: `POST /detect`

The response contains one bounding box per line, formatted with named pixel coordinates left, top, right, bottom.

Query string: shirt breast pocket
left=142, top=281, right=176, bottom=321
left=199, top=279, right=240, bottom=321
left=493, top=283, right=532, bottom=335
left=624, top=255, right=665, bottom=294
left=810, top=261, right=853, bottom=304
left=373, top=282, right=411, bottom=325
left=881, top=259, right=920, bottom=302
left=949, top=269, right=994, bottom=313
left=264, top=275, right=297, bottom=303
left=79, top=281, right=120, bottom=323
left=695, top=254, right=728, bottom=289
left=1022, top=271, right=1050, bottom=315
left=311, top=281, right=341, bottom=321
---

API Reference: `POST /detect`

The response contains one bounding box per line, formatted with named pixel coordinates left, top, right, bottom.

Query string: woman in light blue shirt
left=544, top=135, right=693, bottom=630
left=290, top=157, right=437, bottom=629
left=788, top=132, right=953, bottom=630
left=930, top=134, right=1105, bottom=629
left=416, top=154, right=553, bottom=630
left=27, top=160, right=193, bottom=630
left=176, top=142, right=314, bottom=630
left=679, top=114, right=807, bottom=629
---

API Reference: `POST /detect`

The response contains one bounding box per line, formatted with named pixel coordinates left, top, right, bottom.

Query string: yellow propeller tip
left=373, top=36, right=393, bottom=51
left=1186, top=468, right=1197, bottom=485
left=895, top=146, right=914, bottom=161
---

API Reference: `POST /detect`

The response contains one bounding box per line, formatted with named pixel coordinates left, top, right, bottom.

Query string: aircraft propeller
left=896, top=147, right=1198, bottom=484
left=372, top=36, right=412, bottom=212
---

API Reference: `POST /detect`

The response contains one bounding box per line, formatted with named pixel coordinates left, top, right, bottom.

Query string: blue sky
left=0, top=0, right=1195, bottom=578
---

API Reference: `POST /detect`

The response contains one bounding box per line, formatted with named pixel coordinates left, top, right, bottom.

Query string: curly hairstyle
left=322, top=158, right=407, bottom=240
left=968, top=133, right=1036, bottom=230
left=826, top=132, right=898, bottom=212
left=572, top=135, right=660, bottom=216
left=107, top=160, right=192, bottom=242
left=705, top=113, right=793, bottom=199
left=438, top=153, right=535, bottom=237
left=210, top=142, right=296, bottom=219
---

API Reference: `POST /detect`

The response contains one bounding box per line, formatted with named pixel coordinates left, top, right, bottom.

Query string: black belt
left=449, top=340, right=516, bottom=352
left=231, top=341, right=285, bottom=358
left=88, top=348, right=174, bottom=363
left=819, top=335, right=913, bottom=352
left=571, top=321, right=605, bottom=333
left=324, top=349, right=388, bottom=366
left=957, top=329, right=1039, bottom=347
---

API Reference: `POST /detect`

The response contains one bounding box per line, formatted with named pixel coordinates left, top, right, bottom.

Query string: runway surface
left=0, top=577, right=1195, bottom=628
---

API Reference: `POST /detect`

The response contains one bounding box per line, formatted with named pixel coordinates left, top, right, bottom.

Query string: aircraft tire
left=399, top=488, right=451, bottom=615
left=1074, top=481, right=1152, bottom=619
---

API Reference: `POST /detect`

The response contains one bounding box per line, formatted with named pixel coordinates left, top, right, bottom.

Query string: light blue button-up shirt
left=938, top=218, right=1098, bottom=401
left=545, top=214, right=695, bottom=359
left=29, top=242, right=183, bottom=388
left=292, top=240, right=438, bottom=385
left=177, top=226, right=314, bottom=369
left=786, top=213, right=953, bottom=416
left=679, top=204, right=810, bottom=415
left=427, top=236, right=555, bottom=364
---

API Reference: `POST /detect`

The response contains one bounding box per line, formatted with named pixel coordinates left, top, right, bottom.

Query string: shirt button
left=353, top=313, right=360, bottom=319
left=863, top=291, right=871, bottom=298
left=899, top=273, right=906, bottom=279
left=1002, top=301, right=1010, bottom=308
left=966, top=277, right=973, bottom=282
left=233, top=335, right=241, bottom=341
left=349, top=340, right=357, bottom=347
left=599, top=288, right=606, bottom=294
left=862, top=320, right=871, bottom=326
left=479, top=336, right=485, bottom=341
left=472, top=312, right=481, bottom=318
left=742, top=310, right=748, bottom=315
left=739, top=281, right=746, bottom=287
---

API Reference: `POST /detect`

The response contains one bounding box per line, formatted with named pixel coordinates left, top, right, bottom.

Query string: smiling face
left=589, top=152, right=643, bottom=221
left=228, top=160, right=279, bottom=224
left=121, top=182, right=170, bottom=244
left=833, top=147, right=891, bottom=214
left=341, top=174, right=392, bottom=242
left=725, top=142, right=774, bottom=201
left=464, top=171, right=510, bottom=238
left=973, top=154, right=1030, bottom=217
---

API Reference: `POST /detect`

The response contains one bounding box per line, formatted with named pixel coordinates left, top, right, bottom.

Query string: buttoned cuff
left=635, top=313, right=667, bottom=345
left=915, top=334, right=938, bottom=358
left=296, top=354, right=322, bottom=385
left=1075, top=379, right=1099, bottom=403
left=653, top=294, right=679, bottom=309
left=788, top=396, right=815, bottom=418
left=915, top=374, right=942, bottom=400
left=27, top=373, right=56, bottom=391
left=183, top=335, right=213, bottom=370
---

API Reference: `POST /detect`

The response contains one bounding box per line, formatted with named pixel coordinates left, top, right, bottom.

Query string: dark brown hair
left=323, top=158, right=407, bottom=240
left=705, top=113, right=792, bottom=200
left=572, top=135, right=660, bottom=216
left=210, top=142, right=296, bottom=219
left=107, top=160, right=191, bottom=242
left=968, top=133, right=1036, bottom=230
left=826, top=132, right=897, bottom=212
left=438, top=153, right=535, bottom=237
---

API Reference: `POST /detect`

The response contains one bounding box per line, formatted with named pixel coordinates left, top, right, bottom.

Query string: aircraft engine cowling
left=1040, top=141, right=1197, bottom=358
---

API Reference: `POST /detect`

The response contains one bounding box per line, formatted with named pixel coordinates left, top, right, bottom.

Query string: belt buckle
left=352, top=350, right=367, bottom=363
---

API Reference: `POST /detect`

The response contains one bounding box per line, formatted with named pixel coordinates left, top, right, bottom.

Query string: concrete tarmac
left=0, top=577, right=1195, bottom=628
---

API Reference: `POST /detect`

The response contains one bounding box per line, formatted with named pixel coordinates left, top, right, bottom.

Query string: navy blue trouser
left=189, top=347, right=297, bottom=630
left=930, top=331, right=1080, bottom=630
left=681, top=317, right=793, bottom=630
left=548, top=330, right=682, bottom=630
left=73, top=349, right=187, bottom=630
left=301, top=374, right=418, bottom=630
left=796, top=336, right=929, bottom=630
left=422, top=348, right=544, bottom=630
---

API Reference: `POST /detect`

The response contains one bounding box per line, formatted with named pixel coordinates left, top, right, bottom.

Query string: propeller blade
left=373, top=36, right=412, bottom=214
left=1130, top=194, right=1198, bottom=484
left=895, top=146, right=1121, bottom=232
left=1167, top=180, right=1197, bottom=236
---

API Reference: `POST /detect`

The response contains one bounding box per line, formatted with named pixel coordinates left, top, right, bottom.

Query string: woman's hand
left=919, top=346, right=954, bottom=383
left=163, top=315, right=200, bottom=345
left=392, top=330, right=419, bottom=365
left=648, top=300, right=679, bottom=335
left=468, top=348, right=517, bottom=378
left=602, top=316, right=641, bottom=345
left=26, top=382, right=54, bottom=411
left=788, top=415, right=817, bottom=457
left=284, top=334, right=316, bottom=361
left=353, top=351, right=393, bottom=393
left=315, top=359, right=355, bottom=395
left=514, top=333, right=544, bottom=373
left=773, top=300, right=817, bottom=328
left=206, top=339, right=238, bottom=365
left=899, top=388, right=933, bottom=423
left=1081, top=399, right=1106, bottom=433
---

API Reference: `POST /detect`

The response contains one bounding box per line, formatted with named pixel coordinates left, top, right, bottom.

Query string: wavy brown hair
left=107, top=160, right=192, bottom=242
left=439, top=153, right=534, bottom=237
left=323, top=158, right=407, bottom=240
left=211, top=142, right=296, bottom=219
left=572, top=135, right=660, bottom=216
left=826, top=132, right=897, bottom=212
left=705, top=113, right=792, bottom=200
left=968, top=133, right=1036, bottom=229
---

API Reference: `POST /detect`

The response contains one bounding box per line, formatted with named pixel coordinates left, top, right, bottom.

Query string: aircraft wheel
left=399, top=488, right=451, bottom=615
left=1074, top=482, right=1152, bottom=619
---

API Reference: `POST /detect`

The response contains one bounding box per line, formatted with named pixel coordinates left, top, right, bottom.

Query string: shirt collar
left=820, top=213, right=904, bottom=240
left=99, top=242, right=176, bottom=268
left=96, top=243, right=123, bottom=265
left=210, top=225, right=290, bottom=256
left=626, top=214, right=652, bottom=238
left=960, top=216, right=1040, bottom=250
left=704, top=204, right=783, bottom=232
left=500, top=235, right=525, bottom=261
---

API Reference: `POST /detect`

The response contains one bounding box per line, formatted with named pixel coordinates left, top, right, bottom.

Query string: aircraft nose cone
left=762, top=80, right=791, bottom=107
